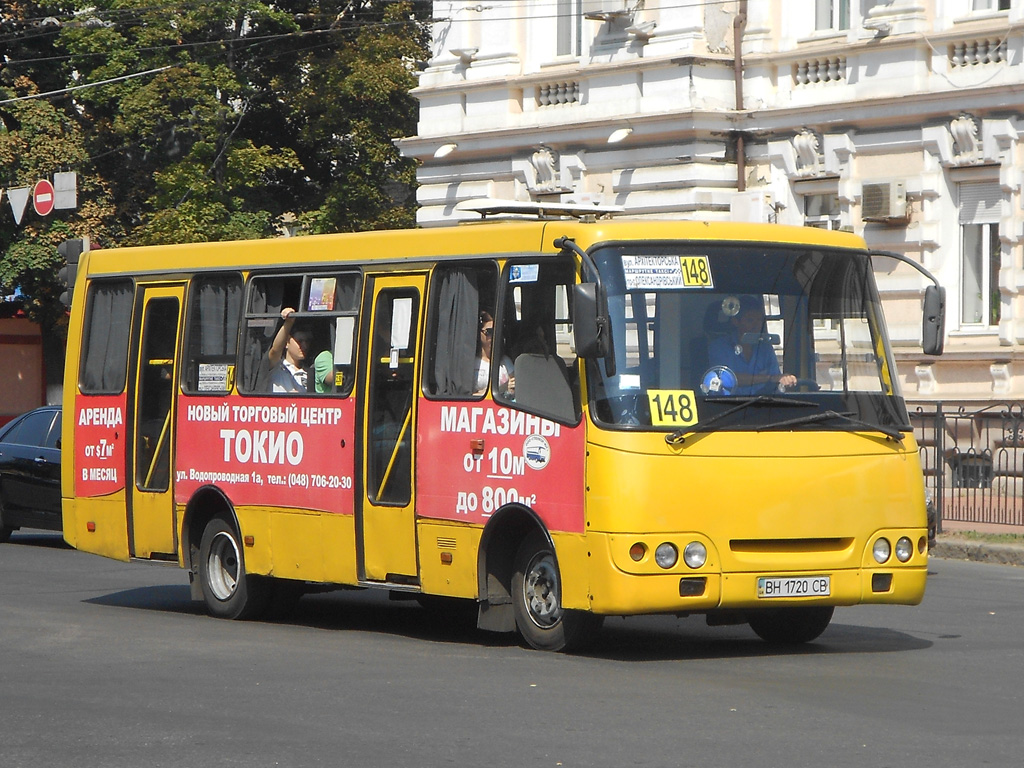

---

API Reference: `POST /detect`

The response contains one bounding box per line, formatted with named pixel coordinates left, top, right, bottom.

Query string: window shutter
left=958, top=181, right=1001, bottom=224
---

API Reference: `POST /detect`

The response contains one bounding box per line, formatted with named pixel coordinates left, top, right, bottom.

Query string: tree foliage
left=1, top=0, right=429, bottom=329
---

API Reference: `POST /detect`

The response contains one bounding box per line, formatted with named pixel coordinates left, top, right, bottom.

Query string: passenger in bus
left=267, top=307, right=311, bottom=393
left=307, top=323, right=334, bottom=393
left=707, top=295, right=797, bottom=395
left=475, top=311, right=514, bottom=396
left=311, top=347, right=334, bottom=393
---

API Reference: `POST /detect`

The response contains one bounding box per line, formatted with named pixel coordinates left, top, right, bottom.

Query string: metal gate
left=911, top=403, right=1024, bottom=531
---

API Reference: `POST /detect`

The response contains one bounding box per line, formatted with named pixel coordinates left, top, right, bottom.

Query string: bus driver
left=707, top=295, right=797, bottom=396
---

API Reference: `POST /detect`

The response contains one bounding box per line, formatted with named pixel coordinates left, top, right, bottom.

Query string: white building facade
left=398, top=0, right=1023, bottom=410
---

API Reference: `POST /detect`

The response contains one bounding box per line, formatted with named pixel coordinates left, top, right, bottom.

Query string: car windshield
left=586, top=243, right=910, bottom=433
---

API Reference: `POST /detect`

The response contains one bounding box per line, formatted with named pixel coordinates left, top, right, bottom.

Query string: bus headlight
left=683, top=541, right=707, bottom=569
left=654, top=543, right=679, bottom=569
left=873, top=538, right=891, bottom=564
left=895, top=537, right=913, bottom=563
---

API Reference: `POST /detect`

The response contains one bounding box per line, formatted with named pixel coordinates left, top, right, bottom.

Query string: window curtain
left=432, top=269, right=480, bottom=396
left=197, top=277, right=242, bottom=356
left=80, top=280, right=134, bottom=393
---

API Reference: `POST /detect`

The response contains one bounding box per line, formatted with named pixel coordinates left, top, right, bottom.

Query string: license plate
left=757, top=575, right=831, bottom=599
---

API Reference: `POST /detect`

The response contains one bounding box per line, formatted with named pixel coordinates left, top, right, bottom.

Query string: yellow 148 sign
left=646, top=390, right=699, bottom=427
left=679, top=256, right=713, bottom=287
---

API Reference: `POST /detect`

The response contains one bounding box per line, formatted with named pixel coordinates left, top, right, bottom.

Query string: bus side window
left=182, top=273, right=243, bottom=394
left=495, top=259, right=580, bottom=424
left=424, top=262, right=498, bottom=399
left=80, top=279, right=135, bottom=394
left=306, top=274, right=360, bottom=397
left=239, top=272, right=360, bottom=396
left=240, top=275, right=302, bottom=393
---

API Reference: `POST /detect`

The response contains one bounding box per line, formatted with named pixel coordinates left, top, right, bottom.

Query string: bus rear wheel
left=747, top=606, right=834, bottom=645
left=511, top=530, right=602, bottom=652
left=198, top=516, right=269, bottom=620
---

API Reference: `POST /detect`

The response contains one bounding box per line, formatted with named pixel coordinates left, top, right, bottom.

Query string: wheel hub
left=523, top=553, right=561, bottom=628
left=207, top=531, right=240, bottom=602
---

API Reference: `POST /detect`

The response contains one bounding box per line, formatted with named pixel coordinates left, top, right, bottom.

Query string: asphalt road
left=2, top=530, right=1022, bottom=768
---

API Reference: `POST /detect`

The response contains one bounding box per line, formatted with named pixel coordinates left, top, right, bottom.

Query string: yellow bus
left=61, top=203, right=945, bottom=650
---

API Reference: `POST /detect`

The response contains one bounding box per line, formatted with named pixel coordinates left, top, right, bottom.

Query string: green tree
left=62, top=1, right=308, bottom=243
left=291, top=1, right=430, bottom=233
left=1, top=0, right=430, bottom=348
left=0, top=81, right=111, bottom=333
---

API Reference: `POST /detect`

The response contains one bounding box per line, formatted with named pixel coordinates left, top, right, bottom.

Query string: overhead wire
left=0, top=0, right=736, bottom=173
left=1, top=0, right=735, bottom=47
left=1, top=2, right=430, bottom=173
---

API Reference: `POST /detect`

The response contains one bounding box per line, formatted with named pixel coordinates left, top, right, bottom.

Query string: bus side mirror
left=922, top=284, right=945, bottom=356
left=573, top=283, right=607, bottom=358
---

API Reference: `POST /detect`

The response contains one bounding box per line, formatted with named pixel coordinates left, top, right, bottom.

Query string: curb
left=930, top=538, right=1024, bottom=568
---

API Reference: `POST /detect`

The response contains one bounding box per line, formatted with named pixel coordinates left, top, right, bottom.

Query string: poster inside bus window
left=334, top=316, right=355, bottom=365
left=621, top=254, right=714, bottom=290
left=197, top=363, right=232, bottom=392
left=308, top=277, right=337, bottom=311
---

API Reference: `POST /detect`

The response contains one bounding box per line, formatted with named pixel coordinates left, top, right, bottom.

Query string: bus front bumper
left=576, top=533, right=927, bottom=616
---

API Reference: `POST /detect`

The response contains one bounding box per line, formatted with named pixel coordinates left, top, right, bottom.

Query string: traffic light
left=58, top=237, right=87, bottom=308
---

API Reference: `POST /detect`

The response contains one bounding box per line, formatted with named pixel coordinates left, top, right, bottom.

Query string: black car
left=0, top=406, right=62, bottom=541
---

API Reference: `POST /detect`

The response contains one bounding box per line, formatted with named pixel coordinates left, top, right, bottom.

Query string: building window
left=803, top=193, right=841, bottom=230
left=816, top=0, right=850, bottom=31
left=961, top=223, right=1000, bottom=327
left=804, top=192, right=841, bottom=334
left=959, top=182, right=1001, bottom=328
left=556, top=0, right=581, bottom=57
left=815, top=1, right=891, bottom=32
left=972, top=0, right=1010, bottom=11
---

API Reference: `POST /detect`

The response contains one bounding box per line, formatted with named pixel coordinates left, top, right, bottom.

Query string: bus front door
left=359, top=275, right=425, bottom=583
left=128, top=285, right=184, bottom=559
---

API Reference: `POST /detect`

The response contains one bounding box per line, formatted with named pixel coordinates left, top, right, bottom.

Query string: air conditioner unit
left=730, top=191, right=774, bottom=223
left=862, top=181, right=907, bottom=222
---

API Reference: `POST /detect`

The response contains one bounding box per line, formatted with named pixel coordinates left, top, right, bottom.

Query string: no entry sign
left=33, top=179, right=55, bottom=216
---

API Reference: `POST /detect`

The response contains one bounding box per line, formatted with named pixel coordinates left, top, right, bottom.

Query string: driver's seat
left=688, top=301, right=730, bottom=385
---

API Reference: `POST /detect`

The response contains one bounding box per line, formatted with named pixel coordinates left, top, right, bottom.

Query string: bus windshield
left=587, top=243, right=910, bottom=433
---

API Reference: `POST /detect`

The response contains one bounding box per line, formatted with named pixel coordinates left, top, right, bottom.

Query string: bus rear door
left=129, top=285, right=184, bottom=558
left=359, top=275, right=425, bottom=583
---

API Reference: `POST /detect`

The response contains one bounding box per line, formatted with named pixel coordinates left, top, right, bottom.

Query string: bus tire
left=747, top=606, right=834, bottom=645
left=198, top=516, right=269, bottom=620
left=511, top=530, right=602, bottom=652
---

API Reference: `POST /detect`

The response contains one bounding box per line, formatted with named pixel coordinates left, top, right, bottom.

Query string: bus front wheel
left=747, top=606, right=834, bottom=645
left=198, top=516, right=269, bottom=620
left=511, top=530, right=602, bottom=652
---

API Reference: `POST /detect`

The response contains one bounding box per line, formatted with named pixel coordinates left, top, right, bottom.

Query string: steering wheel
left=787, top=378, right=821, bottom=392
left=609, top=392, right=645, bottom=425
left=700, top=366, right=737, bottom=396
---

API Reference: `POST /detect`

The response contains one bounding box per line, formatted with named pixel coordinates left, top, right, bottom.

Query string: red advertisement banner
left=415, top=400, right=585, bottom=533
left=74, top=392, right=580, bottom=531
left=174, top=396, right=356, bottom=514
left=74, top=394, right=128, bottom=497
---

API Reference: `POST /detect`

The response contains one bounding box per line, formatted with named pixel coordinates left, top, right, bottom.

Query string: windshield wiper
left=665, top=395, right=817, bottom=445
left=757, top=410, right=905, bottom=443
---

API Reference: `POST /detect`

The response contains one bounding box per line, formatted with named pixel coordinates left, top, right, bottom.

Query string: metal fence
left=911, top=402, right=1024, bottom=531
